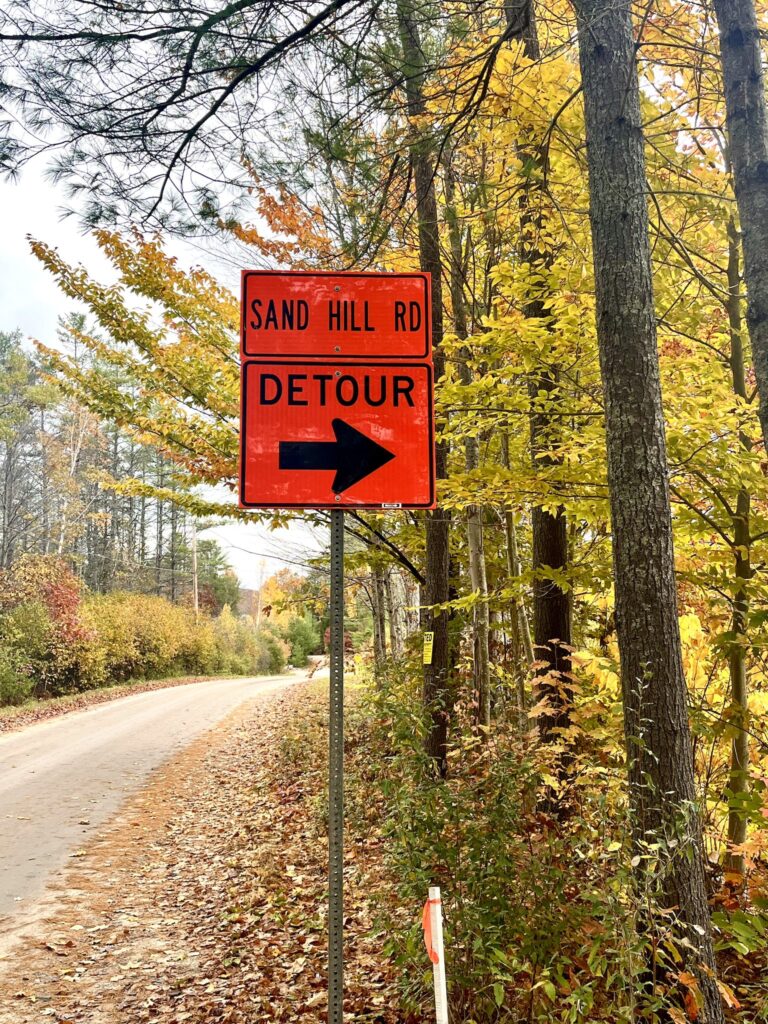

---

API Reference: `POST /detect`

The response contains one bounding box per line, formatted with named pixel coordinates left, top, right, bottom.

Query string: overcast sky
left=0, top=167, right=322, bottom=588
left=0, top=169, right=110, bottom=342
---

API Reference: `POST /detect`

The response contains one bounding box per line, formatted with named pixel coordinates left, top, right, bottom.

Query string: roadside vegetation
left=0, top=330, right=328, bottom=707
left=0, top=553, right=289, bottom=706
left=2, top=0, right=768, bottom=1021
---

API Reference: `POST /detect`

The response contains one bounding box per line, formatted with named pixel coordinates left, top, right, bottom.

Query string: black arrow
left=279, top=418, right=395, bottom=494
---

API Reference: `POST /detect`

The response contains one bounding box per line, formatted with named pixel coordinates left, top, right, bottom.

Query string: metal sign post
left=328, top=508, right=345, bottom=1023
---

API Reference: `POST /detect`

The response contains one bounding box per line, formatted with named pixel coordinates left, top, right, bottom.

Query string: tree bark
left=713, top=0, right=768, bottom=452
left=397, top=0, right=452, bottom=774
left=444, top=148, right=491, bottom=730
left=724, top=216, right=752, bottom=877
left=403, top=576, right=421, bottom=636
left=499, top=432, right=535, bottom=725
left=506, top=2, right=572, bottom=742
left=384, top=568, right=404, bottom=659
left=530, top=460, right=572, bottom=738
left=504, top=511, right=533, bottom=727
left=2, top=447, right=16, bottom=569
left=155, top=455, right=164, bottom=596
left=371, top=564, right=388, bottom=671
left=727, top=493, right=750, bottom=878
left=574, top=1, right=724, bottom=1017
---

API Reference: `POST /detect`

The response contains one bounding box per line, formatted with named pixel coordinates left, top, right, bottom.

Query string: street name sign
left=239, top=271, right=435, bottom=510
left=241, top=269, right=431, bottom=360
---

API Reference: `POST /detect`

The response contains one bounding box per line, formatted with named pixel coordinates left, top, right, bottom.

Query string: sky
left=0, top=167, right=323, bottom=589
left=0, top=169, right=110, bottom=342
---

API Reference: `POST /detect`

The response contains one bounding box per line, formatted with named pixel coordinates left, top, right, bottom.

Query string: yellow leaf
left=715, top=980, right=740, bottom=1010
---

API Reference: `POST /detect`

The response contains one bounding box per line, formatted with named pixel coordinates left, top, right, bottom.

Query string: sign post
left=328, top=508, right=344, bottom=1024
left=239, top=270, right=435, bottom=1019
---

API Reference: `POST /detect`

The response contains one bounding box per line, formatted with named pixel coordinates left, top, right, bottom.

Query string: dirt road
left=0, top=674, right=298, bottom=919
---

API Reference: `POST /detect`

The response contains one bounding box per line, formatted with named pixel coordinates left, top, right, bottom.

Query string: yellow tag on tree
left=423, top=631, right=435, bottom=665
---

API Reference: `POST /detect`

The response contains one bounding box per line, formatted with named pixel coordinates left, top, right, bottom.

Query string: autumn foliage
left=0, top=556, right=286, bottom=704
left=7, top=0, right=768, bottom=1019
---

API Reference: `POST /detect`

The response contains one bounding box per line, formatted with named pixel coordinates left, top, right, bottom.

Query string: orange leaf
left=684, top=989, right=700, bottom=1020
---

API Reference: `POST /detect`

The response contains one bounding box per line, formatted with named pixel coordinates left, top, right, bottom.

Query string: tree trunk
left=2, top=447, right=15, bottom=568
left=467, top=510, right=491, bottom=727
left=713, top=0, right=768, bottom=452
left=501, top=435, right=535, bottom=675
left=109, top=426, right=119, bottom=583
left=506, top=3, right=572, bottom=742
left=500, top=432, right=535, bottom=730
left=40, top=409, right=50, bottom=555
left=530, top=472, right=572, bottom=738
left=725, top=216, right=752, bottom=877
left=574, top=2, right=724, bottom=1018
left=727, top=496, right=750, bottom=878
left=384, top=569, right=404, bottom=659
left=155, top=456, right=164, bottom=596
left=139, top=461, right=147, bottom=566
left=403, top=576, right=421, bottom=636
left=444, top=148, right=491, bottom=729
left=371, top=565, right=387, bottom=671
left=397, top=0, right=452, bottom=774
left=170, top=499, right=178, bottom=603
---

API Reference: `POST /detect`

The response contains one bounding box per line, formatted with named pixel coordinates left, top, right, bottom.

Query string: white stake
left=425, top=886, right=448, bottom=1024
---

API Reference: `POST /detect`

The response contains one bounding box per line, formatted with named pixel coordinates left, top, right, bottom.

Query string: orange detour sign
left=239, top=270, right=435, bottom=510
left=241, top=270, right=430, bottom=360
left=239, top=361, right=434, bottom=508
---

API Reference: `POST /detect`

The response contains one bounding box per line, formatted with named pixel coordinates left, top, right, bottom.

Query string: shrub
left=81, top=594, right=287, bottom=683
left=0, top=648, right=33, bottom=706
left=0, top=563, right=289, bottom=707
left=284, top=613, right=321, bottom=666
left=253, top=624, right=289, bottom=674
left=81, top=593, right=135, bottom=684
left=178, top=616, right=218, bottom=675
left=0, top=600, right=53, bottom=669
left=210, top=610, right=287, bottom=676
left=351, top=668, right=639, bottom=1024
left=0, top=556, right=96, bottom=697
left=84, top=593, right=199, bottom=680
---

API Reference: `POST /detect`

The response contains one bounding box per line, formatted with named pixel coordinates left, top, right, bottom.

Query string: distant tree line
left=0, top=321, right=237, bottom=612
